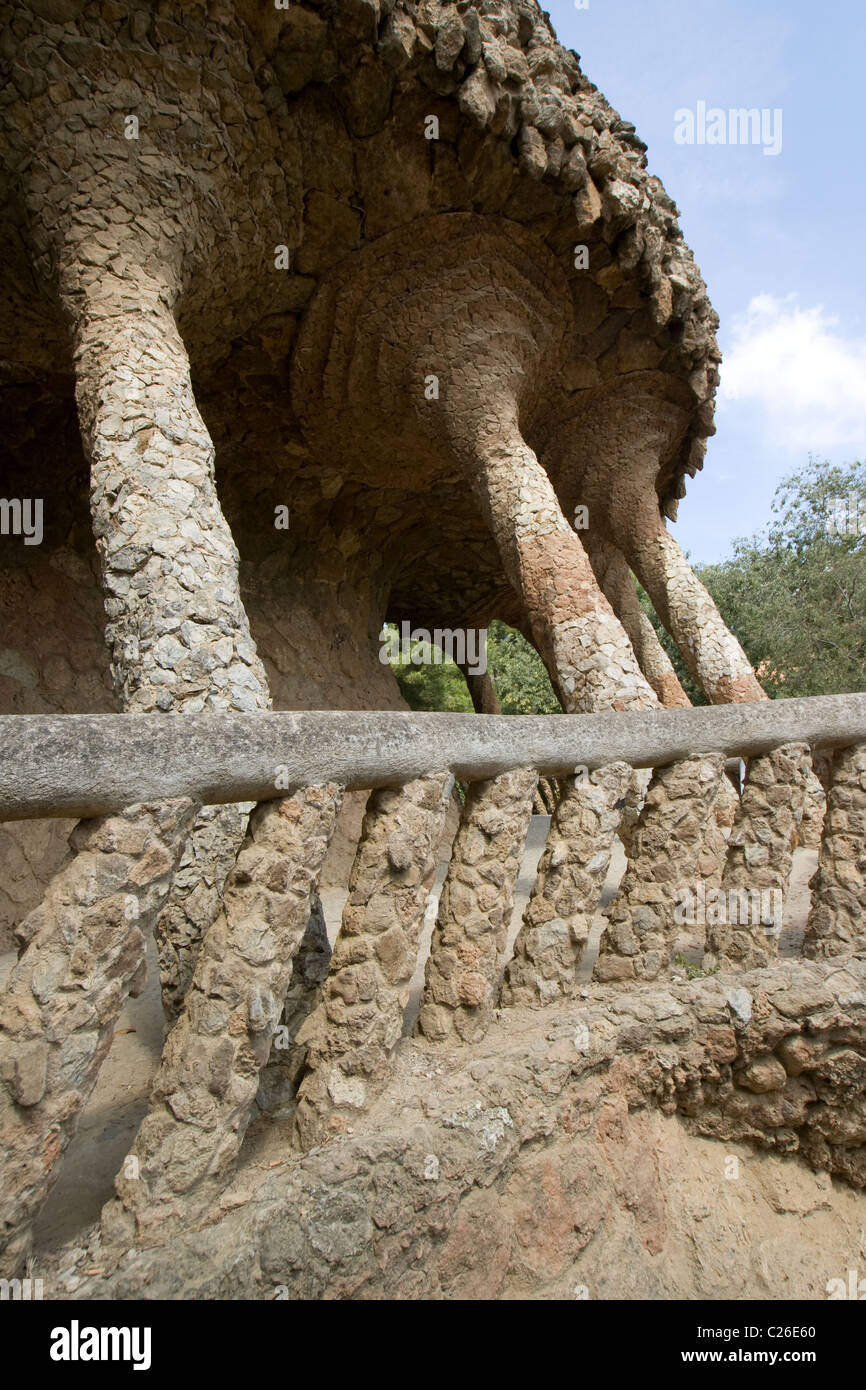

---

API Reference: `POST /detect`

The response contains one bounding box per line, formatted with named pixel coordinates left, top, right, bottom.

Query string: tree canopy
left=644, top=457, right=866, bottom=702
left=387, top=619, right=559, bottom=714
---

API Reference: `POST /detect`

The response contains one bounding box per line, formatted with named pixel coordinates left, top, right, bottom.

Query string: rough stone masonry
left=0, top=0, right=863, bottom=1295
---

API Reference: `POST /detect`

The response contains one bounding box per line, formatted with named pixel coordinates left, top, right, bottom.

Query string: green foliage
left=486, top=620, right=561, bottom=714
left=387, top=629, right=474, bottom=712
left=672, top=952, right=718, bottom=979
left=697, top=457, right=866, bottom=698
left=638, top=457, right=866, bottom=701
left=385, top=620, right=560, bottom=715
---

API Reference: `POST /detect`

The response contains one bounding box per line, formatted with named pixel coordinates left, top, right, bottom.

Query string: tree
left=642, top=457, right=866, bottom=701
left=386, top=620, right=560, bottom=714
left=386, top=628, right=473, bottom=711
left=485, top=620, right=561, bottom=714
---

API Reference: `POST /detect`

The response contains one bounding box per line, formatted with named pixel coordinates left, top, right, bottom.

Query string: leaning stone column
left=587, top=535, right=691, bottom=712
left=455, top=418, right=657, bottom=717
left=620, top=506, right=766, bottom=707
left=0, top=798, right=197, bottom=1275
left=417, top=764, right=537, bottom=1043
left=0, top=259, right=275, bottom=1271
left=705, top=743, right=811, bottom=971
left=595, top=753, right=726, bottom=983
left=502, top=761, right=633, bottom=1005
left=803, top=743, right=866, bottom=960
left=107, top=786, right=342, bottom=1239
left=589, top=533, right=738, bottom=884
left=71, top=267, right=271, bottom=718
left=74, top=261, right=275, bottom=1019
left=155, top=802, right=254, bottom=1021
left=460, top=664, right=501, bottom=717
left=293, top=773, right=452, bottom=1150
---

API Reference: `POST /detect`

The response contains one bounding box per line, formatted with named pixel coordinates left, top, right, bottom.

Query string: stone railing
left=2, top=697, right=864, bottom=817
left=1, top=694, right=865, bottom=1272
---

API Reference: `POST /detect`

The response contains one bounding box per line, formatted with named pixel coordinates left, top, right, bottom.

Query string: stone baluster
left=595, top=753, right=726, bottom=983
left=0, top=798, right=197, bottom=1274
left=705, top=743, right=811, bottom=971
left=417, top=765, right=537, bottom=1043
left=107, top=786, right=342, bottom=1240
left=803, top=743, right=866, bottom=960
left=293, top=773, right=452, bottom=1150
left=502, top=761, right=633, bottom=1004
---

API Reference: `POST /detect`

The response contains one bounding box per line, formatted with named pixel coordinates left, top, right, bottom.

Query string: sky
left=547, top=0, right=866, bottom=563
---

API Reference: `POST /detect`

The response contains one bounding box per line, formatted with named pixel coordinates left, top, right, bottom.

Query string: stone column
left=620, top=510, right=765, bottom=708
left=705, top=743, right=811, bottom=971
left=595, top=753, right=726, bottom=983
left=455, top=418, right=657, bottom=718
left=460, top=664, right=501, bottom=717
left=74, top=263, right=275, bottom=1019
left=0, top=798, right=197, bottom=1274
left=71, top=270, right=270, bottom=718
left=502, top=761, right=632, bottom=1005
left=0, top=263, right=276, bottom=1270
left=154, top=802, right=254, bottom=1021
left=293, top=773, right=452, bottom=1150
left=589, top=533, right=737, bottom=885
left=587, top=535, right=691, bottom=711
left=108, top=786, right=342, bottom=1238
left=803, top=742, right=866, bottom=960
left=417, top=764, right=537, bottom=1043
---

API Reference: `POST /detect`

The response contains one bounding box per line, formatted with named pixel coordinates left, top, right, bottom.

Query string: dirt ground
left=0, top=820, right=819, bottom=1262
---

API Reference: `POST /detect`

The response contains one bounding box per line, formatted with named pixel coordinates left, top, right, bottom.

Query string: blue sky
left=547, top=0, right=866, bottom=563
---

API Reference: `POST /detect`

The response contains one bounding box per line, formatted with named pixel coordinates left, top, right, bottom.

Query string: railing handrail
left=1, top=695, right=864, bottom=821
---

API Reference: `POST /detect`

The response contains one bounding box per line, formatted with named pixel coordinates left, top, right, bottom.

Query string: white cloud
left=718, top=294, right=866, bottom=453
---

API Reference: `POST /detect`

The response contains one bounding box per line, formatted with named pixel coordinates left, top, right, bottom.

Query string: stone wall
left=0, top=405, right=114, bottom=951
left=47, top=952, right=866, bottom=1299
